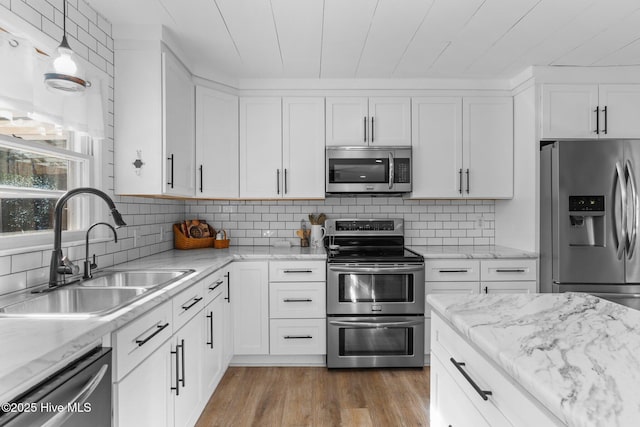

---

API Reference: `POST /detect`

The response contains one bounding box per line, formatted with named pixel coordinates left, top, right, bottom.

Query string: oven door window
left=338, top=273, right=414, bottom=303
left=340, top=326, right=413, bottom=356
left=328, top=158, right=389, bottom=184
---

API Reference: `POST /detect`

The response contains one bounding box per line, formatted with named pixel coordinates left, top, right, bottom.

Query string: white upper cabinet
left=541, top=84, right=640, bottom=139
left=412, top=96, right=513, bottom=199
left=195, top=87, right=239, bottom=198
left=325, top=97, right=368, bottom=145
left=598, top=85, right=640, bottom=138
left=463, top=97, right=513, bottom=199
left=411, top=97, right=463, bottom=198
left=240, top=97, right=325, bottom=199
left=326, top=97, right=411, bottom=146
left=114, top=43, right=195, bottom=197
left=540, top=84, right=599, bottom=139
left=239, top=97, right=282, bottom=198
left=282, top=97, right=325, bottom=198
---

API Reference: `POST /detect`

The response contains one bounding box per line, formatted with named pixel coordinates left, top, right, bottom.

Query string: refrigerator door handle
left=626, top=160, right=638, bottom=259
left=615, top=162, right=628, bottom=260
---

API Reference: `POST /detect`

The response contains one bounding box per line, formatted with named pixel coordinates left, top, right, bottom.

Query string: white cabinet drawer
left=113, top=300, right=173, bottom=381
left=203, top=270, right=226, bottom=306
left=173, top=283, right=205, bottom=331
left=481, top=259, right=537, bottom=281
left=481, top=281, right=537, bottom=294
left=269, top=319, right=326, bottom=355
left=269, top=261, right=326, bottom=282
left=269, top=282, right=326, bottom=319
left=426, top=260, right=480, bottom=281
left=431, top=313, right=563, bottom=427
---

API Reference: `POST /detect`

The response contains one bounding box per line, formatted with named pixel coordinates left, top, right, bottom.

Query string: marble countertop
left=409, top=245, right=537, bottom=259
left=0, top=246, right=326, bottom=404
left=428, top=292, right=640, bottom=427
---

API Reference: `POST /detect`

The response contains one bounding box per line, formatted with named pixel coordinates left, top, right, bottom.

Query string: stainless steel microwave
left=326, top=146, right=412, bottom=194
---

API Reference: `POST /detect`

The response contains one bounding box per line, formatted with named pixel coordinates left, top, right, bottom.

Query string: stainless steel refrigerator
left=540, top=139, right=640, bottom=309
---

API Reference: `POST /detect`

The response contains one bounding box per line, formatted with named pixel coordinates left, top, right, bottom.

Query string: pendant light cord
left=63, top=0, right=66, bottom=36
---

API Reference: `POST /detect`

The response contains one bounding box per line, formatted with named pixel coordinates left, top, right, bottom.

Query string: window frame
left=0, top=132, right=100, bottom=253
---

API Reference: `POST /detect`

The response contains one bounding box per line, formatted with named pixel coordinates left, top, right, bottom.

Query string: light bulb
left=52, top=47, right=77, bottom=75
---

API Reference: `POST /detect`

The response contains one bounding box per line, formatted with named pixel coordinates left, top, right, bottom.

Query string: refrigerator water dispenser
left=568, top=196, right=605, bottom=247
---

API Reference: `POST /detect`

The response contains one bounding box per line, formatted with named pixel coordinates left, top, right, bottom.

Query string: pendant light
left=43, top=0, right=90, bottom=93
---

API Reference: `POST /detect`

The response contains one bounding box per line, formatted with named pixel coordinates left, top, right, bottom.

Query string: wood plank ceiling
left=87, top=0, right=640, bottom=81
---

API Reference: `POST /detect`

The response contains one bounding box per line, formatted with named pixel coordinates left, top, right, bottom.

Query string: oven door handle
left=329, top=320, right=423, bottom=328
left=329, top=265, right=424, bottom=274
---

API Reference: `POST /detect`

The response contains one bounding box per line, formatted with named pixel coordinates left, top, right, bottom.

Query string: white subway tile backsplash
left=0, top=272, right=27, bottom=296
left=11, top=252, right=43, bottom=273
left=185, top=198, right=495, bottom=247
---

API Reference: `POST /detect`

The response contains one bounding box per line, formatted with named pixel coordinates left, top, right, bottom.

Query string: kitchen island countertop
left=0, top=246, right=325, bottom=405
left=428, top=292, right=640, bottom=427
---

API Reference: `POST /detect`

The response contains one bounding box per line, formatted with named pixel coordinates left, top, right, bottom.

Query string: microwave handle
left=389, top=151, right=394, bottom=189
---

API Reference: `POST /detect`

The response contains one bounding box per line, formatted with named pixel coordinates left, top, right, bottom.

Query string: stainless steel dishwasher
left=0, top=347, right=111, bottom=427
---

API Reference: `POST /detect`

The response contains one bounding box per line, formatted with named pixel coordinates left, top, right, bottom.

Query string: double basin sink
left=0, top=270, right=194, bottom=318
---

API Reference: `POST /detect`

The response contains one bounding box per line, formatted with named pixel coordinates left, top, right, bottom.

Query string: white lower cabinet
left=201, top=272, right=226, bottom=399
left=115, top=340, right=173, bottom=427
left=425, top=258, right=538, bottom=358
left=430, top=352, right=491, bottom=427
left=269, top=318, right=326, bottom=355
left=232, top=262, right=269, bottom=355
left=430, top=313, right=563, bottom=427
left=172, top=308, right=204, bottom=427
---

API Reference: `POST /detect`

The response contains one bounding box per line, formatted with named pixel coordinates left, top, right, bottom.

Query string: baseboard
left=230, top=354, right=326, bottom=366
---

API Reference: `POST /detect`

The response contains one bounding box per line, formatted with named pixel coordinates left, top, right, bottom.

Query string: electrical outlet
left=133, top=229, right=138, bottom=247
left=160, top=226, right=164, bottom=241
left=262, top=230, right=275, bottom=237
left=476, top=215, right=485, bottom=229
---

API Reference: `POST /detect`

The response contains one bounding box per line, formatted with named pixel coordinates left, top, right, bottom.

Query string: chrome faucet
left=83, top=222, right=118, bottom=279
left=49, top=187, right=126, bottom=288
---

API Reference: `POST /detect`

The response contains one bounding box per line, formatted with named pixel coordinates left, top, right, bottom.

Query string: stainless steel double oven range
left=325, top=218, right=425, bottom=368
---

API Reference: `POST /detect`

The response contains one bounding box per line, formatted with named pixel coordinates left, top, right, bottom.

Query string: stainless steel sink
left=0, top=287, right=148, bottom=317
left=0, top=269, right=195, bottom=317
left=80, top=269, right=194, bottom=289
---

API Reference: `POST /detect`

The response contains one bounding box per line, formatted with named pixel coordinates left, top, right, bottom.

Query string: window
left=0, top=111, right=94, bottom=238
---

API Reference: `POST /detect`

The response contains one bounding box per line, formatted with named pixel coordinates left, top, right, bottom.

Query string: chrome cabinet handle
left=603, top=106, right=608, bottom=134
left=135, top=322, right=170, bottom=347
left=450, top=357, right=492, bottom=401
left=283, top=298, right=313, bottom=302
left=495, top=269, right=526, bottom=273
left=41, top=364, right=109, bottom=427
left=594, top=106, right=600, bottom=134
left=167, top=154, right=174, bottom=188
left=276, top=169, right=280, bottom=194
left=208, top=279, right=224, bottom=291
left=438, top=269, right=469, bottom=273
left=206, top=312, right=214, bottom=349
left=483, top=286, right=488, bottom=294
left=283, top=269, right=313, bottom=273
left=284, top=335, right=313, bottom=339
left=199, top=164, right=203, bottom=193
left=181, top=296, right=203, bottom=311
left=458, top=169, right=463, bottom=194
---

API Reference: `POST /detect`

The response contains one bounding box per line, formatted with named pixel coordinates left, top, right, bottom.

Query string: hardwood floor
left=195, top=366, right=430, bottom=427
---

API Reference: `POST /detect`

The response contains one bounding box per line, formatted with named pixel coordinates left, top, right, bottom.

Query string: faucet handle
left=91, top=254, right=98, bottom=270
left=59, top=256, right=80, bottom=275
